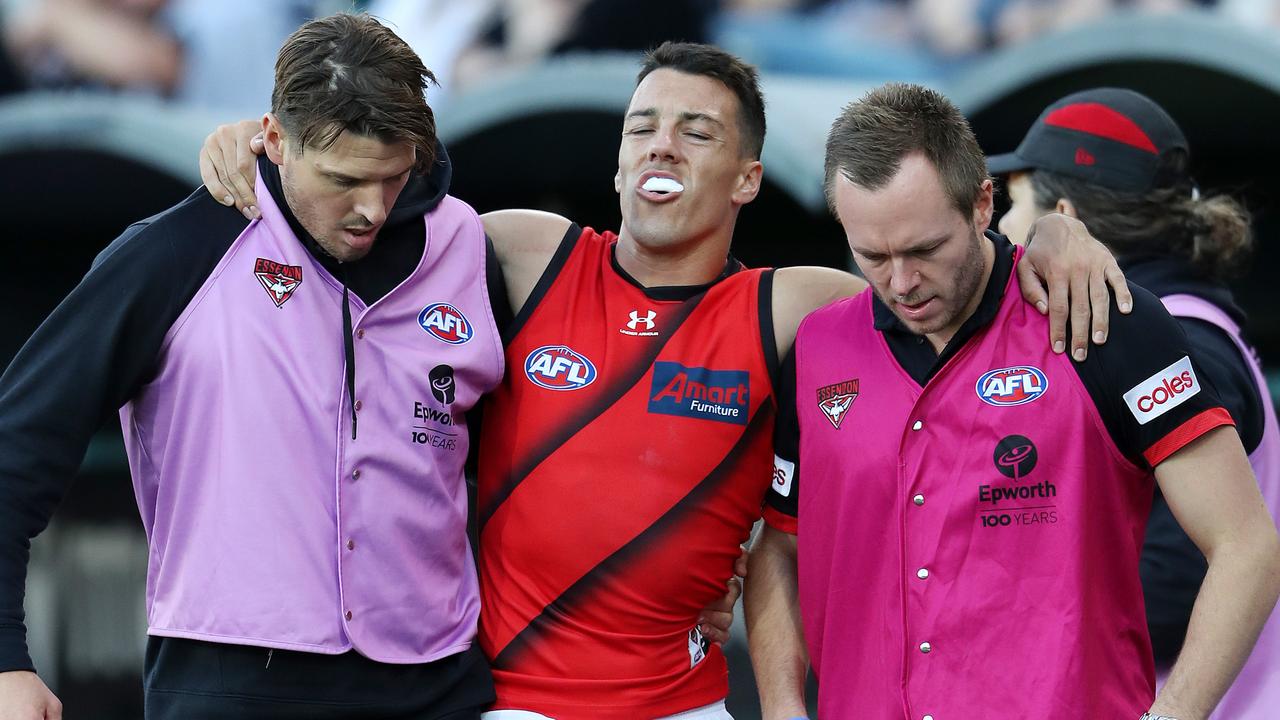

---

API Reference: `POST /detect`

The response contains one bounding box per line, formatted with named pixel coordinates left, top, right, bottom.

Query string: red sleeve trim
left=1143, top=407, right=1235, bottom=467
left=763, top=505, right=798, bottom=535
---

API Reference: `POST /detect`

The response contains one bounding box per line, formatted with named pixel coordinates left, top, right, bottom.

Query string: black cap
left=987, top=88, right=1190, bottom=193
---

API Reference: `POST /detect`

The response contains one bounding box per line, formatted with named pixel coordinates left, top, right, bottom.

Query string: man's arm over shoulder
left=481, top=209, right=575, bottom=317
left=771, top=266, right=866, bottom=359
left=0, top=191, right=245, bottom=674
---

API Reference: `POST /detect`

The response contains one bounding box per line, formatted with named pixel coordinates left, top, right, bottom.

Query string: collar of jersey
left=609, top=243, right=743, bottom=301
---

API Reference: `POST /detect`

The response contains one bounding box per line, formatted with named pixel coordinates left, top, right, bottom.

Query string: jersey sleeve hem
left=763, top=506, right=798, bottom=535
left=1144, top=407, right=1236, bottom=467
left=0, top=626, right=34, bottom=673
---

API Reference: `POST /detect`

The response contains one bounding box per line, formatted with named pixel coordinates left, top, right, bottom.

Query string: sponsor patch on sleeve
left=771, top=455, right=796, bottom=498
left=1123, top=356, right=1199, bottom=425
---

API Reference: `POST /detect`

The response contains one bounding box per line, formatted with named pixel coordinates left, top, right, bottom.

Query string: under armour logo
left=627, top=310, right=657, bottom=331
left=1074, top=147, right=1096, bottom=166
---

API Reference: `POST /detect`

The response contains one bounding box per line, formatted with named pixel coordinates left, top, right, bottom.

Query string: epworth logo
left=992, top=434, right=1038, bottom=479
left=253, top=258, right=302, bottom=308
left=524, top=345, right=598, bottom=391
left=1123, top=355, right=1199, bottom=425
left=816, top=378, right=859, bottom=429
left=648, top=362, right=749, bottom=425
left=976, top=366, right=1048, bottom=406
left=418, top=303, right=473, bottom=345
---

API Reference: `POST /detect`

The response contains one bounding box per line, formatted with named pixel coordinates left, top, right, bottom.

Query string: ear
left=1055, top=197, right=1078, bottom=218
left=973, top=178, right=995, bottom=233
left=262, top=113, right=287, bottom=166
left=731, top=159, right=764, bottom=206
left=614, top=169, right=622, bottom=195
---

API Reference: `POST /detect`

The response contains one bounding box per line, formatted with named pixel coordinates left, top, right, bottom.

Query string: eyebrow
left=625, top=108, right=726, bottom=129
left=852, top=234, right=950, bottom=258
left=318, top=165, right=412, bottom=183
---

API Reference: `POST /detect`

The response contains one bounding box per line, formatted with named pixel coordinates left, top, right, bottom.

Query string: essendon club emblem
left=816, top=378, right=859, bottom=429
left=254, top=258, right=302, bottom=308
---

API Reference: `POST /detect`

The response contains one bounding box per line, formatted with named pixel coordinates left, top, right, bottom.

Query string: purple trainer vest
left=795, top=258, right=1160, bottom=719
left=1161, top=293, right=1280, bottom=718
left=119, top=168, right=503, bottom=662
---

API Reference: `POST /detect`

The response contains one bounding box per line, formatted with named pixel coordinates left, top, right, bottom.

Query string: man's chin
left=893, top=312, right=947, bottom=338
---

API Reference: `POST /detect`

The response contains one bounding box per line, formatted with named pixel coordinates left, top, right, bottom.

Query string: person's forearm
left=1150, top=530, right=1280, bottom=719
left=745, top=528, right=809, bottom=720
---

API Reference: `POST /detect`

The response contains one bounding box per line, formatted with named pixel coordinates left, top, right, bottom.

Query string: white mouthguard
left=642, top=177, right=684, bottom=193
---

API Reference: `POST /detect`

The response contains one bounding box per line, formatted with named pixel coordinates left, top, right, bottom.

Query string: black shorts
left=143, top=636, right=494, bottom=720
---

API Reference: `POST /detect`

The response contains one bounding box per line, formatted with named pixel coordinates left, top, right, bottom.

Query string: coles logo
left=524, top=345, right=597, bottom=391
left=1123, top=356, right=1199, bottom=425
left=418, top=303, right=473, bottom=345
left=976, top=366, right=1048, bottom=406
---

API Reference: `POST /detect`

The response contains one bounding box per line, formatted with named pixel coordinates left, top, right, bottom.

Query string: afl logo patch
left=976, top=366, right=1047, bottom=406
left=418, top=303, right=472, bottom=345
left=524, top=345, right=597, bottom=391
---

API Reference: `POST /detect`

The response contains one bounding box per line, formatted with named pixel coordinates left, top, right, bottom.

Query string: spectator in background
left=3, top=0, right=314, bottom=115
left=365, top=0, right=501, bottom=108
left=446, top=0, right=716, bottom=96
left=992, top=86, right=1280, bottom=719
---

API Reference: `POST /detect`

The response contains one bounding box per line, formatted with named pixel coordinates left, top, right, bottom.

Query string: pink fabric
left=794, top=256, right=1156, bottom=719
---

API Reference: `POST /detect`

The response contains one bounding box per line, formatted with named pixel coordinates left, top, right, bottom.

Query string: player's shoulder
left=481, top=209, right=574, bottom=255
left=93, top=187, right=249, bottom=274
left=771, top=266, right=867, bottom=357
left=773, top=266, right=865, bottom=319
left=1100, top=281, right=1185, bottom=349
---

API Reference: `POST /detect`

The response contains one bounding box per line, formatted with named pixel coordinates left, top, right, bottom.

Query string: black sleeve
left=1071, top=283, right=1232, bottom=469
left=0, top=189, right=245, bottom=673
left=764, top=348, right=800, bottom=532
left=485, top=234, right=514, bottom=338
left=1178, top=318, right=1266, bottom=453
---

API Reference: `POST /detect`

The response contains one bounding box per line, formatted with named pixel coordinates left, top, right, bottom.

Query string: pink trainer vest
left=795, top=258, right=1158, bottom=719
left=119, top=168, right=503, bottom=662
left=1160, top=293, right=1280, bottom=718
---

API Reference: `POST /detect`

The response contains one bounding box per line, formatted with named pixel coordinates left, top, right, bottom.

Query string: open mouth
left=897, top=297, right=935, bottom=319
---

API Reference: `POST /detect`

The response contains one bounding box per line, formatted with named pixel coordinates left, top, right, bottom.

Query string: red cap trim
left=1044, top=102, right=1159, bottom=154
left=1144, top=407, right=1235, bottom=467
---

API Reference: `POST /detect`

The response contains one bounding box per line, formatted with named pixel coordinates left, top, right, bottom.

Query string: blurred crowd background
left=3, top=0, right=1280, bottom=114
left=1, top=1, right=1279, bottom=718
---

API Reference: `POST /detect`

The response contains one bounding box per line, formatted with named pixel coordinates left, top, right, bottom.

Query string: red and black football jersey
left=476, top=225, right=778, bottom=718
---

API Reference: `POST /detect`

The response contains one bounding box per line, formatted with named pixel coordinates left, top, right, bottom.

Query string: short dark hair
left=637, top=42, right=766, bottom=160
left=824, top=83, right=988, bottom=217
left=1029, top=170, right=1252, bottom=281
left=271, top=13, right=439, bottom=172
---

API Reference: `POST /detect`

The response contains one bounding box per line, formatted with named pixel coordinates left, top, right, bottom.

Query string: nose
left=352, top=185, right=388, bottom=228
left=647, top=125, right=679, bottom=164
left=888, top=257, right=920, bottom=299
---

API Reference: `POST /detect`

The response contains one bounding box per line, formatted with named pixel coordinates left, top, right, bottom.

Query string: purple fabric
left=119, top=168, right=503, bottom=662
left=1161, top=293, right=1280, bottom=717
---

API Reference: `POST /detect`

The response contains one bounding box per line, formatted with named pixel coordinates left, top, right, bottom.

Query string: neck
left=614, top=223, right=736, bottom=288
left=924, top=236, right=996, bottom=353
